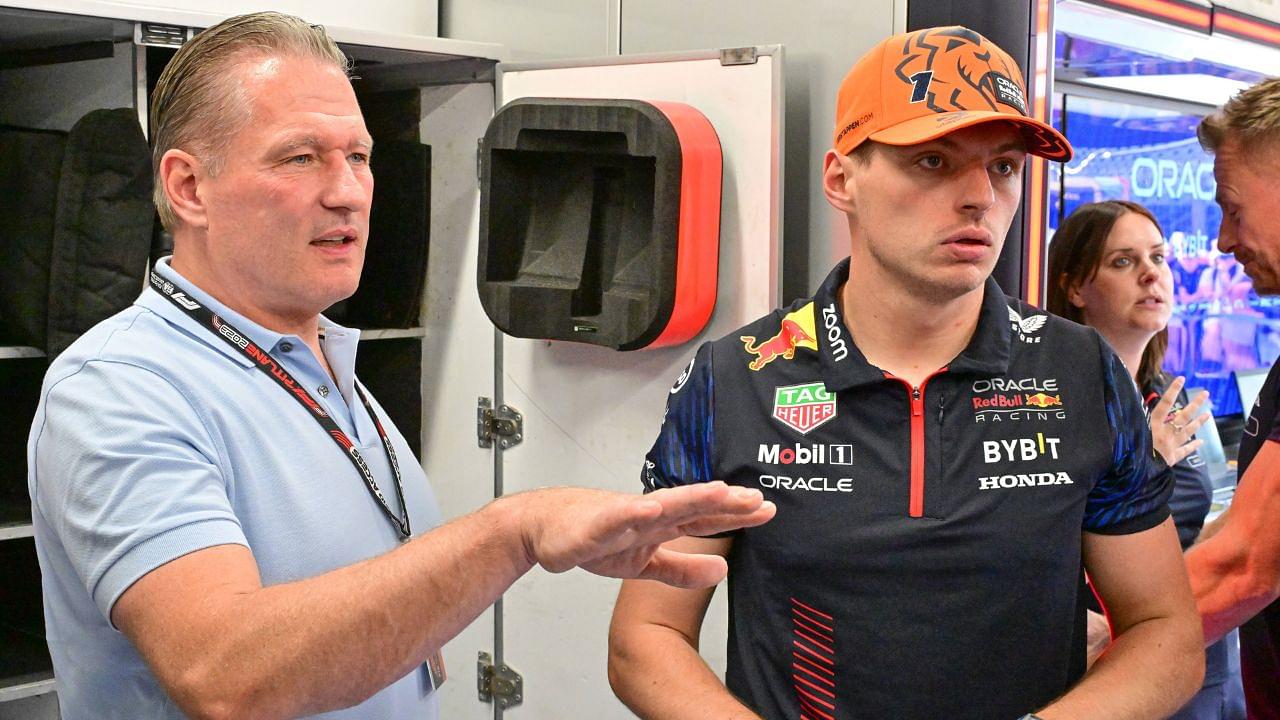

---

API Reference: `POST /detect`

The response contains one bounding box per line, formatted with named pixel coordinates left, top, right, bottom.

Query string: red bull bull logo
left=741, top=304, right=819, bottom=371
left=1024, top=393, right=1062, bottom=408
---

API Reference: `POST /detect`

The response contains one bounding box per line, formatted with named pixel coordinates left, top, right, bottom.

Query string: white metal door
left=489, top=48, right=784, bottom=719
left=421, top=80, right=502, bottom=720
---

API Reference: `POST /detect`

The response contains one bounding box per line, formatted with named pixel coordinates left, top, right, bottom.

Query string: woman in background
left=1047, top=200, right=1243, bottom=720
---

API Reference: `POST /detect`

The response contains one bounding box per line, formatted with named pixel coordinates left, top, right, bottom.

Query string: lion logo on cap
left=894, top=27, right=1028, bottom=117
left=888, top=26, right=1071, bottom=161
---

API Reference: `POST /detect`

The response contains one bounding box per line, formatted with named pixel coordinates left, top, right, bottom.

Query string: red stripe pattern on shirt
left=791, top=597, right=835, bottom=720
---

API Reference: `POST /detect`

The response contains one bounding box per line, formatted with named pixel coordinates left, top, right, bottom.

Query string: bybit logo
left=981, top=433, right=1061, bottom=463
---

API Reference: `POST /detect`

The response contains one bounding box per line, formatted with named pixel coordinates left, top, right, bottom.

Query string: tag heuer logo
left=773, top=382, right=836, bottom=434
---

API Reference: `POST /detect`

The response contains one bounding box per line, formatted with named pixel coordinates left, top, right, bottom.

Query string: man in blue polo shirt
left=608, top=26, right=1203, bottom=719
left=26, top=12, right=774, bottom=720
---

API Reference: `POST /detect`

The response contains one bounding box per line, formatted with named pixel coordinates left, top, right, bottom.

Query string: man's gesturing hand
left=515, top=482, right=775, bottom=589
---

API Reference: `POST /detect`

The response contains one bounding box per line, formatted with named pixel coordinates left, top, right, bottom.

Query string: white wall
left=3, top=0, right=438, bottom=37
left=441, top=0, right=615, bottom=59
left=442, top=0, right=904, bottom=300
left=0, top=40, right=134, bottom=131
left=154, top=0, right=438, bottom=36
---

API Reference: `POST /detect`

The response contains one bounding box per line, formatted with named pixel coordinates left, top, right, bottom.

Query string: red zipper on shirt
left=885, top=369, right=948, bottom=518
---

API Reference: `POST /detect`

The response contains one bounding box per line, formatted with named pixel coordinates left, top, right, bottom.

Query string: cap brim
left=869, top=111, right=1073, bottom=162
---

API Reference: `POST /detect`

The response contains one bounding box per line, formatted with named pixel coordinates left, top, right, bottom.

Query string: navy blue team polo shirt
left=1234, top=362, right=1280, bottom=717
left=643, top=259, right=1173, bottom=720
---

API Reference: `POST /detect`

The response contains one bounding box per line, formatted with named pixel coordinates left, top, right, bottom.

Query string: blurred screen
left=1048, top=94, right=1279, bottom=416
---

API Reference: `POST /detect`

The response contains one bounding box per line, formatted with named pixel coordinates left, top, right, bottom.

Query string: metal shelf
left=360, top=328, right=425, bottom=341
left=0, top=347, right=43, bottom=360
left=0, top=622, right=54, bottom=705
left=0, top=673, right=55, bottom=704
left=0, top=523, right=34, bottom=542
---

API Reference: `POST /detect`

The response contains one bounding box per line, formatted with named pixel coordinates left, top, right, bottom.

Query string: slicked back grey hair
left=150, top=11, right=350, bottom=230
left=1199, top=76, right=1280, bottom=160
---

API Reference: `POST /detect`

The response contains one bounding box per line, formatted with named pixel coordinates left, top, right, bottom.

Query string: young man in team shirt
left=608, top=25, right=1204, bottom=720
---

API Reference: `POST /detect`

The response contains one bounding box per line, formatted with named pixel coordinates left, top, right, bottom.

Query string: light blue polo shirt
left=27, top=257, right=442, bottom=719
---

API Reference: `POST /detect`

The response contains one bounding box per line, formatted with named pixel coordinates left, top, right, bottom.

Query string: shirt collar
left=138, top=258, right=362, bottom=388
left=812, top=258, right=1013, bottom=392
left=317, top=316, right=361, bottom=405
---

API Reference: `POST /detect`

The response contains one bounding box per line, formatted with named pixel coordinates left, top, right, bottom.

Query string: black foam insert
left=327, top=141, right=431, bottom=329
left=478, top=99, right=683, bottom=350
left=356, top=337, right=422, bottom=461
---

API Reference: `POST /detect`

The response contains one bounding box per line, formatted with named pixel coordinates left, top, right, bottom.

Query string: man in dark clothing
left=607, top=26, right=1204, bottom=720
left=1186, top=76, right=1280, bottom=719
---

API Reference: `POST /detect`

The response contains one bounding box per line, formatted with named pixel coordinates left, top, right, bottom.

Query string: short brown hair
left=1198, top=76, right=1280, bottom=158
left=848, top=140, right=877, bottom=165
left=1046, top=200, right=1168, bottom=389
left=150, top=12, right=350, bottom=230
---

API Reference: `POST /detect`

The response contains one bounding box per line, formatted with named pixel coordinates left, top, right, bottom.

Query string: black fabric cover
left=46, top=108, right=154, bottom=356
left=0, top=109, right=152, bottom=356
left=327, top=140, right=431, bottom=329
left=355, top=337, right=423, bottom=460
left=0, top=126, right=64, bottom=350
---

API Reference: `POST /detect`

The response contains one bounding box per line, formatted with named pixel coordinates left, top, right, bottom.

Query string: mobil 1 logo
left=758, top=443, right=853, bottom=466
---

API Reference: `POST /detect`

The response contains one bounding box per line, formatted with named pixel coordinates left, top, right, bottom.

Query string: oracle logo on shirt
left=758, top=474, right=854, bottom=493
left=972, top=377, right=1059, bottom=394
left=971, top=377, right=1067, bottom=423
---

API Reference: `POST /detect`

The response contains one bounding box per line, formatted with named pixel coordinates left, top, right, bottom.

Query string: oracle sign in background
left=1049, top=94, right=1280, bottom=417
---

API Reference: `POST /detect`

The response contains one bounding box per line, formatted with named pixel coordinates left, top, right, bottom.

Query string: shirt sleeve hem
left=1085, top=504, right=1170, bottom=536
left=94, top=517, right=249, bottom=628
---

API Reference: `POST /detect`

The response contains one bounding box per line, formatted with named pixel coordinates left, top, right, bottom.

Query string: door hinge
left=134, top=23, right=191, bottom=48
left=719, top=46, right=758, bottom=66
left=477, top=651, right=523, bottom=709
left=477, top=397, right=523, bottom=449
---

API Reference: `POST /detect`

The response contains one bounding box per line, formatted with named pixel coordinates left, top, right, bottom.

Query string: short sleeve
left=29, top=360, right=247, bottom=622
left=1082, top=338, right=1173, bottom=535
left=641, top=343, right=716, bottom=492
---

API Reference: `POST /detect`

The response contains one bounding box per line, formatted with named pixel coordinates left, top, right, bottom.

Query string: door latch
left=478, top=651, right=523, bottom=708
left=477, top=397, right=523, bottom=449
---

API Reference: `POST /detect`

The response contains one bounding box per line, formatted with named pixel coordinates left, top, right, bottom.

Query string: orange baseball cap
left=833, top=26, right=1072, bottom=161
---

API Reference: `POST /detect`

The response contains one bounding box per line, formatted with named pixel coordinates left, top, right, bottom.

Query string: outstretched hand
left=517, top=482, right=775, bottom=588
left=1150, top=376, right=1210, bottom=467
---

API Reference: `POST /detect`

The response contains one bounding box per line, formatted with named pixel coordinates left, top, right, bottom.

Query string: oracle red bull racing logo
left=772, top=382, right=837, bottom=435
left=971, top=377, right=1066, bottom=423
left=742, top=304, right=818, bottom=371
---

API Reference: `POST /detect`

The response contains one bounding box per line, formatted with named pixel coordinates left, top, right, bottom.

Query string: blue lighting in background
left=1048, top=94, right=1279, bottom=417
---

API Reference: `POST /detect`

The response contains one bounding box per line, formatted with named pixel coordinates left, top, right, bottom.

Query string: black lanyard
left=149, top=270, right=411, bottom=540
